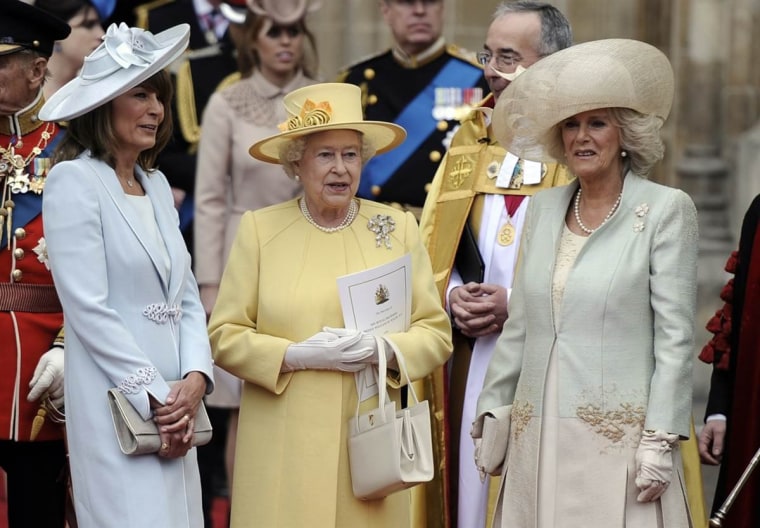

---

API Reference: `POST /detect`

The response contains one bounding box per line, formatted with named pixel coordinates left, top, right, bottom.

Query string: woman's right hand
left=282, top=331, right=375, bottom=372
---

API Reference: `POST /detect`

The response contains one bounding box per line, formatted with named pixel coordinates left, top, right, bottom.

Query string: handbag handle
left=373, top=336, right=420, bottom=413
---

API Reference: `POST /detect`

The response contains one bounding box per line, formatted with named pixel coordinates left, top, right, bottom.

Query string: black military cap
left=0, top=0, right=72, bottom=58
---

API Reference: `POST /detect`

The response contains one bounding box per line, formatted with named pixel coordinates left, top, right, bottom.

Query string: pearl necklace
left=299, top=198, right=358, bottom=233
left=573, top=188, right=622, bottom=235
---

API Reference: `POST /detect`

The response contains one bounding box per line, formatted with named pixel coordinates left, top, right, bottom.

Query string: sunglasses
left=265, top=25, right=303, bottom=39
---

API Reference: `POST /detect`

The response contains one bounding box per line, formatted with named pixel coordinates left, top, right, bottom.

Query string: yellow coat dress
left=209, top=198, right=452, bottom=527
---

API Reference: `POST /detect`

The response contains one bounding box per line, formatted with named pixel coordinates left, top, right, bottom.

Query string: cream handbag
left=471, top=404, right=512, bottom=479
left=347, top=337, right=434, bottom=500
left=107, top=380, right=212, bottom=455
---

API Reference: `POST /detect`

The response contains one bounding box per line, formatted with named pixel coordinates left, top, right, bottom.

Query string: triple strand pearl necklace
left=574, top=188, right=622, bottom=235
left=299, top=198, right=358, bottom=233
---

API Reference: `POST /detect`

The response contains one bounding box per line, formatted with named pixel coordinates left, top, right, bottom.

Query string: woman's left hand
left=153, top=372, right=207, bottom=446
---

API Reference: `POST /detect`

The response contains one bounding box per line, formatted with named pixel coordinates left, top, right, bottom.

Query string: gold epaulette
left=133, top=0, right=175, bottom=30
left=446, top=43, right=483, bottom=69
left=175, top=64, right=242, bottom=149
left=336, top=49, right=390, bottom=80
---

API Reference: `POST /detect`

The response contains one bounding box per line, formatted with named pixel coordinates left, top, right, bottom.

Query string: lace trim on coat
left=117, top=366, right=158, bottom=395
left=143, top=303, right=182, bottom=324
left=221, top=80, right=280, bottom=126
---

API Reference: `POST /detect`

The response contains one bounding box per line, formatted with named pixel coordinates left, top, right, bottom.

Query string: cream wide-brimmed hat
left=491, top=38, right=674, bottom=162
left=220, top=0, right=322, bottom=25
left=39, top=23, right=190, bottom=122
left=249, top=83, right=406, bottom=164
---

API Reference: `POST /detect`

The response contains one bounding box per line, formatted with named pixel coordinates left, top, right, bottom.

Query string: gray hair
left=493, top=2, right=573, bottom=56
left=278, top=132, right=378, bottom=179
left=545, top=108, right=665, bottom=177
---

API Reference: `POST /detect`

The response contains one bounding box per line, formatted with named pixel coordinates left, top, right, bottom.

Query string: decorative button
left=424, top=183, right=432, bottom=193
left=367, top=94, right=378, bottom=105
left=436, top=120, right=449, bottom=132
left=429, top=150, right=442, bottom=163
left=14, top=228, right=26, bottom=240
left=12, top=269, right=23, bottom=282
left=13, top=248, right=24, bottom=260
left=363, top=68, right=375, bottom=80
left=371, top=185, right=382, bottom=197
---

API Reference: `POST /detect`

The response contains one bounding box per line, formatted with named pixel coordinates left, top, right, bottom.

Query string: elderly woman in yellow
left=208, top=82, right=452, bottom=528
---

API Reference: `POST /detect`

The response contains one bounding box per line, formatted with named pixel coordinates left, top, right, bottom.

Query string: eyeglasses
left=476, top=51, right=536, bottom=70
left=264, top=24, right=303, bottom=39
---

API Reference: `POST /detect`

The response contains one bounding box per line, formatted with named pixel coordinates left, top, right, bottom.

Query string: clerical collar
left=392, top=37, right=446, bottom=69
left=0, top=90, right=47, bottom=137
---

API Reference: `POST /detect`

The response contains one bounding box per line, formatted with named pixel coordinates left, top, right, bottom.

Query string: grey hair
left=278, top=132, right=378, bottom=179
left=545, top=108, right=665, bottom=177
left=492, top=2, right=573, bottom=56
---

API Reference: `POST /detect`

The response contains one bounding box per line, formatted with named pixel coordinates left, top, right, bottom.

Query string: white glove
left=28, top=347, right=64, bottom=408
left=322, top=327, right=381, bottom=363
left=283, top=331, right=375, bottom=372
left=635, top=430, right=679, bottom=502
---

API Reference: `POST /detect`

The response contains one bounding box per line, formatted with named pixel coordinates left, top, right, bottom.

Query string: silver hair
left=278, top=132, right=378, bottom=179
left=492, top=1, right=573, bottom=56
left=545, top=108, right=665, bottom=177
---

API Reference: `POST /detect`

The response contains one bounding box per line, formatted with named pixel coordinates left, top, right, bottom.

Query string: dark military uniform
left=135, top=0, right=238, bottom=254
left=339, top=39, right=489, bottom=212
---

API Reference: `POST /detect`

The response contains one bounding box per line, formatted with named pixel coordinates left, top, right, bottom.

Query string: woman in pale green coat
left=474, top=40, right=697, bottom=527
left=208, top=83, right=452, bottom=527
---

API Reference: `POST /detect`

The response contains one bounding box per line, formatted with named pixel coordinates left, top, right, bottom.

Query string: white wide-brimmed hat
left=492, top=38, right=674, bottom=162
left=39, top=23, right=190, bottom=122
left=249, top=83, right=406, bottom=164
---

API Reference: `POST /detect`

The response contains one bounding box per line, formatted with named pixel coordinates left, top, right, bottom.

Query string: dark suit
left=340, top=42, right=488, bottom=211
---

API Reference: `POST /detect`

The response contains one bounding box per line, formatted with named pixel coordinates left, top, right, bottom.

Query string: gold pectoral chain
left=0, top=122, right=54, bottom=196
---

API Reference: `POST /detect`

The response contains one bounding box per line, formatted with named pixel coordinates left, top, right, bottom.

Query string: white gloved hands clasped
left=283, top=330, right=375, bottom=372
left=28, top=346, right=64, bottom=408
left=635, top=430, right=679, bottom=502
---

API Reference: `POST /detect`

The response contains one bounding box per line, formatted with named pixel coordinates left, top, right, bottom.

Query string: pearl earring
left=294, top=174, right=300, bottom=182
left=621, top=151, right=628, bottom=158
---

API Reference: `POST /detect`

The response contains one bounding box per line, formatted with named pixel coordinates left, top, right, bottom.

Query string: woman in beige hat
left=473, top=39, right=697, bottom=527
left=40, top=23, right=214, bottom=527
left=193, top=0, right=320, bottom=492
left=208, top=82, right=452, bottom=527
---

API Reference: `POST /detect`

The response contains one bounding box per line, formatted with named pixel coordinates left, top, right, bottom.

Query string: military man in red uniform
left=0, top=2, right=72, bottom=526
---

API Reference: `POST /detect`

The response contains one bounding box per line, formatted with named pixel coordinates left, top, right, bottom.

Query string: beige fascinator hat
left=39, top=23, right=190, bottom=122
left=491, top=38, right=674, bottom=162
left=249, top=83, right=406, bottom=164
left=221, top=0, right=322, bottom=24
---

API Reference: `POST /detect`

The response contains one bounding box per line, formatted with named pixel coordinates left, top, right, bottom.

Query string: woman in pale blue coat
left=40, top=24, right=213, bottom=527
left=473, top=40, right=697, bottom=527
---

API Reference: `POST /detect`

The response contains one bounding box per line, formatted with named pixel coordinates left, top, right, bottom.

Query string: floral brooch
left=633, top=203, right=649, bottom=233
left=367, top=214, right=395, bottom=249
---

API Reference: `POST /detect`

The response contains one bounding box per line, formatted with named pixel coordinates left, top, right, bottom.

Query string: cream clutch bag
left=107, top=381, right=212, bottom=456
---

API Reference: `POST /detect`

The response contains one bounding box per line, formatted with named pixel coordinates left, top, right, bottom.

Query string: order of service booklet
left=337, top=253, right=412, bottom=400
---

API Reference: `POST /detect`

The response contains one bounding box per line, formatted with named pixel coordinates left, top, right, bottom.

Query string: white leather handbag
left=347, top=337, right=434, bottom=500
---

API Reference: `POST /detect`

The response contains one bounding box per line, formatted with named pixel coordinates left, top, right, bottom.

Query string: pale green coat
left=477, top=174, right=698, bottom=527
left=209, top=198, right=452, bottom=527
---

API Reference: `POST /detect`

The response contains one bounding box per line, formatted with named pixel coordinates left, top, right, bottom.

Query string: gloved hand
left=322, top=327, right=382, bottom=363
left=283, top=331, right=375, bottom=372
left=635, top=430, right=679, bottom=502
left=28, top=347, right=64, bottom=408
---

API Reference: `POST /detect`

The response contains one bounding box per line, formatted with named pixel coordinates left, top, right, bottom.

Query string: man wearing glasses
left=419, top=3, right=572, bottom=526
left=339, top=0, right=488, bottom=218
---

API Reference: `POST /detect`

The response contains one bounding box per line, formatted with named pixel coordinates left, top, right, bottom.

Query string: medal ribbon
left=503, top=195, right=525, bottom=220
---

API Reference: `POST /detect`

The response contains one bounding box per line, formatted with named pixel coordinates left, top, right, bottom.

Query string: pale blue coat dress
left=42, top=153, right=214, bottom=528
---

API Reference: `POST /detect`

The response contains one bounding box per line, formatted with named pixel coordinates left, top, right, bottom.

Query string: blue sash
left=358, top=58, right=483, bottom=198
left=1, top=131, right=63, bottom=250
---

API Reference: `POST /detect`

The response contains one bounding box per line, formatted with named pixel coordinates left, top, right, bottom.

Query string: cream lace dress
left=537, top=225, right=587, bottom=527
